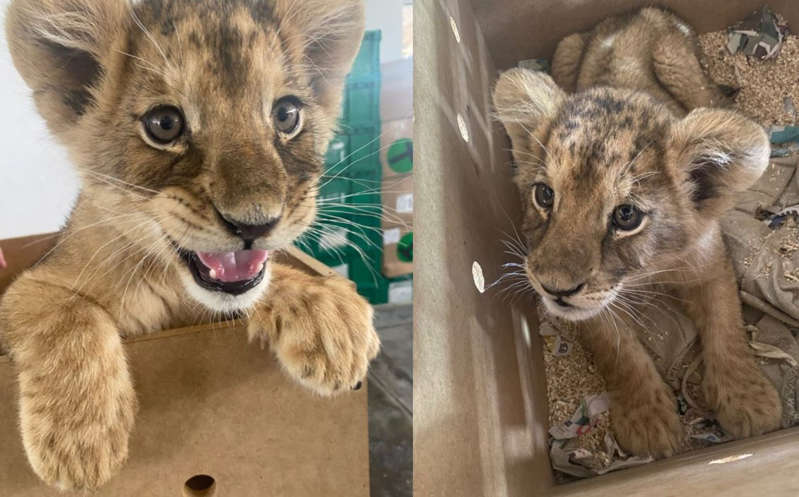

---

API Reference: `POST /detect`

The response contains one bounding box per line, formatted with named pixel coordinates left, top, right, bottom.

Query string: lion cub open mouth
left=180, top=249, right=269, bottom=296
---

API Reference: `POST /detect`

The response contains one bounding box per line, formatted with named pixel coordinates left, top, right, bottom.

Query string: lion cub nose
left=218, top=214, right=280, bottom=241
left=541, top=282, right=585, bottom=298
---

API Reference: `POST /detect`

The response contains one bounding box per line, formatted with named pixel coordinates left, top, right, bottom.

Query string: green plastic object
left=296, top=30, right=412, bottom=305
left=387, top=139, right=414, bottom=174
left=397, top=232, right=413, bottom=263
left=770, top=126, right=799, bottom=145
left=349, top=31, right=381, bottom=77
left=329, top=125, right=382, bottom=178
left=341, top=75, right=381, bottom=127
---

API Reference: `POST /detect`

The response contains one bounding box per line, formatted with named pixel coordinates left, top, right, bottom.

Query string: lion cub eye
left=142, top=106, right=184, bottom=144
left=533, top=183, right=555, bottom=210
left=612, top=204, right=644, bottom=231
left=272, top=97, right=303, bottom=137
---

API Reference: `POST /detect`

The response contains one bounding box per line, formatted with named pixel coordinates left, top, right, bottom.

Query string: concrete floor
left=368, top=304, right=412, bottom=497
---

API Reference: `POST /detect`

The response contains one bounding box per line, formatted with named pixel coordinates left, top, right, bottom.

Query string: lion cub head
left=7, top=0, right=364, bottom=311
left=493, top=68, right=769, bottom=321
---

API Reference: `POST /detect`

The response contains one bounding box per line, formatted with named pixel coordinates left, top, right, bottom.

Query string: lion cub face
left=8, top=0, right=364, bottom=311
left=493, top=69, right=769, bottom=321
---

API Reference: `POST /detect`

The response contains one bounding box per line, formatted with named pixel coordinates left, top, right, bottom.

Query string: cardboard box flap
left=0, top=235, right=369, bottom=495
left=0, top=319, right=370, bottom=496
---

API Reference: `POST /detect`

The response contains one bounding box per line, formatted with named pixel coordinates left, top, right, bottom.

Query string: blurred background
left=0, top=0, right=413, bottom=495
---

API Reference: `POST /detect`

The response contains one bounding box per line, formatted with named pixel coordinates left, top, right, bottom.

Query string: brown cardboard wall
left=416, top=0, right=799, bottom=496
left=0, top=324, right=371, bottom=497
left=0, top=236, right=369, bottom=496
left=415, top=0, right=550, bottom=495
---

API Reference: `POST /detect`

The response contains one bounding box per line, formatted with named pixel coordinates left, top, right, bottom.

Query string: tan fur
left=493, top=8, right=781, bottom=458
left=247, top=264, right=380, bottom=395
left=551, top=7, right=735, bottom=116
left=0, top=0, right=379, bottom=490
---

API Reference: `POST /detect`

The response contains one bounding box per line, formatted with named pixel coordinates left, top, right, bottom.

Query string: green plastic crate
left=326, top=125, right=382, bottom=179
left=341, top=74, right=381, bottom=127
left=298, top=178, right=354, bottom=257
left=349, top=31, right=381, bottom=77
left=315, top=250, right=412, bottom=306
left=296, top=29, right=412, bottom=305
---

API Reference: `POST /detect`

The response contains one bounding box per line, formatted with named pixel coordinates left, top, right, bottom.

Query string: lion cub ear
left=6, top=0, right=128, bottom=135
left=273, top=0, right=365, bottom=118
left=669, top=109, right=770, bottom=217
left=492, top=68, right=566, bottom=161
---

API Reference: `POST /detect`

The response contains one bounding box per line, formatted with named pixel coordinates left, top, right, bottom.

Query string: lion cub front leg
left=0, top=276, right=137, bottom=491
left=247, top=263, right=380, bottom=396
left=580, top=316, right=683, bottom=458
left=678, top=258, right=782, bottom=438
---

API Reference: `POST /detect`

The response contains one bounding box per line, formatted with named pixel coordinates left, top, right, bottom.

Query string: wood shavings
left=699, top=29, right=799, bottom=125
left=542, top=310, right=726, bottom=480
left=543, top=323, right=605, bottom=426
left=780, top=240, right=799, bottom=257
left=542, top=317, right=607, bottom=456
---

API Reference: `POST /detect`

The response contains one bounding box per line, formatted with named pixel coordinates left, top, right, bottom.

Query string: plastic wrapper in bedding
left=549, top=393, right=608, bottom=440
left=726, top=6, right=789, bottom=60
left=548, top=395, right=653, bottom=478
left=770, top=127, right=799, bottom=157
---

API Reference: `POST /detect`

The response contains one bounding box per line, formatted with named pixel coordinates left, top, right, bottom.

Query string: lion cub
left=493, top=8, right=781, bottom=458
left=551, top=7, right=736, bottom=116
left=0, top=0, right=379, bottom=490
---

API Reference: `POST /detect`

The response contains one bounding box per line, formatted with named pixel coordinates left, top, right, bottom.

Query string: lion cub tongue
left=196, top=250, right=269, bottom=283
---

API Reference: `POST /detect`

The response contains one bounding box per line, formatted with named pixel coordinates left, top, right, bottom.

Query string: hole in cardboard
left=449, top=15, right=461, bottom=43
left=520, top=314, right=531, bottom=347
left=457, top=113, right=470, bottom=143
left=183, top=474, right=216, bottom=497
left=472, top=261, right=485, bottom=293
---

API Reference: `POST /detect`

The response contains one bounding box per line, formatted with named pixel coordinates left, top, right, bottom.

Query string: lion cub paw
left=704, top=361, right=782, bottom=438
left=611, top=383, right=683, bottom=459
left=20, top=381, right=137, bottom=491
left=250, top=276, right=381, bottom=396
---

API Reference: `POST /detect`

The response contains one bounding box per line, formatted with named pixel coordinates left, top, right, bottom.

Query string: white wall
left=365, top=0, right=412, bottom=63
left=0, top=1, right=81, bottom=239
left=0, top=0, right=409, bottom=240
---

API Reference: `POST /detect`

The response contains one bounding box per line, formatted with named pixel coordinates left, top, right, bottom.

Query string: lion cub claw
left=249, top=274, right=381, bottom=396
left=611, top=384, right=683, bottom=459
left=704, top=360, right=782, bottom=439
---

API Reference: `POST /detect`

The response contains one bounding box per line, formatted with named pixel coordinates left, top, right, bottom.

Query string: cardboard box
left=415, top=0, right=799, bottom=496
left=0, top=234, right=369, bottom=497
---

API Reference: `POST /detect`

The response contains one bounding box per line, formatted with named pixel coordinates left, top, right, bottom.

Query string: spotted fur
left=0, top=0, right=379, bottom=490
left=493, top=9, right=781, bottom=459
